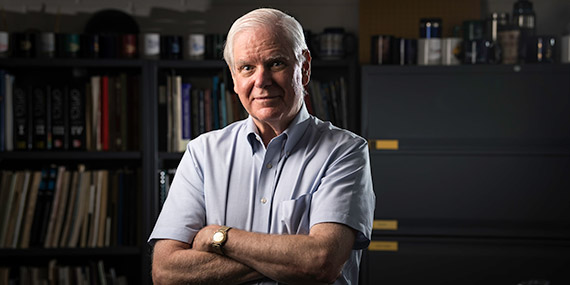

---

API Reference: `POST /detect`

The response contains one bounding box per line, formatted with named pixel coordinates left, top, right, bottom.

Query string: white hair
left=223, top=8, right=308, bottom=70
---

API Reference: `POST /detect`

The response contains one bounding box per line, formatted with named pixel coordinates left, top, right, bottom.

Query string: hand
left=191, top=224, right=221, bottom=252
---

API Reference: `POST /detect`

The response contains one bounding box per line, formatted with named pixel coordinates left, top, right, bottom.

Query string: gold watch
left=211, top=226, right=232, bottom=255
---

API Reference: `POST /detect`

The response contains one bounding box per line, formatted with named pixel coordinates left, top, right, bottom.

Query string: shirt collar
left=245, top=103, right=311, bottom=156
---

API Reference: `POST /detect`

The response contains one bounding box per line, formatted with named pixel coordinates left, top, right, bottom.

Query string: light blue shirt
left=149, top=104, right=375, bottom=284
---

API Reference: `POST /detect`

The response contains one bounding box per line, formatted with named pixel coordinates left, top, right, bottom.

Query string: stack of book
left=306, top=77, right=349, bottom=129
left=0, top=70, right=140, bottom=152
left=0, top=259, right=128, bottom=285
left=0, top=164, right=139, bottom=249
left=158, top=73, right=247, bottom=152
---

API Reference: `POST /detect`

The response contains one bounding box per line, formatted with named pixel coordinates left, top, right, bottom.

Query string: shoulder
left=308, top=117, right=368, bottom=151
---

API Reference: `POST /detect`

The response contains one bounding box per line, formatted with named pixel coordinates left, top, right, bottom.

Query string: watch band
left=211, top=226, right=232, bottom=255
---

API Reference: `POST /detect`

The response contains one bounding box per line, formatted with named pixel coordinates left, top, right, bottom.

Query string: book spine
left=0, top=70, right=5, bottom=152
left=219, top=82, right=227, bottom=128
left=181, top=83, right=191, bottom=142
left=100, top=76, right=109, bottom=151
left=212, top=76, right=219, bottom=129
left=51, top=85, right=69, bottom=150
left=32, top=86, right=48, bottom=150
left=69, top=83, right=86, bottom=150
left=13, top=82, right=31, bottom=150
left=5, top=74, right=14, bottom=151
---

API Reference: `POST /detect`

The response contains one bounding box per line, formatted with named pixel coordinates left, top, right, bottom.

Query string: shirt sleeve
left=148, top=143, right=206, bottom=245
left=309, top=137, right=376, bottom=250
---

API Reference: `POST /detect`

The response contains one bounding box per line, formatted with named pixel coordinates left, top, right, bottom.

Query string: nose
left=253, top=66, right=272, bottom=89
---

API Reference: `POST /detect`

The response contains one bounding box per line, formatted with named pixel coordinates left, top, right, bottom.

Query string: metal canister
left=420, top=18, right=442, bottom=39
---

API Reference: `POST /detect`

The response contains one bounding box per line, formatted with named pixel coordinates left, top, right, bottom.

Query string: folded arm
left=152, top=239, right=263, bottom=284
left=192, top=222, right=356, bottom=284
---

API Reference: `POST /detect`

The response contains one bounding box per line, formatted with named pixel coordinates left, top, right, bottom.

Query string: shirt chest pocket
left=278, top=193, right=312, bottom=235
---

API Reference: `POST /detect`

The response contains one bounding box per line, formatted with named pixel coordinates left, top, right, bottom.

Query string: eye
left=269, top=60, right=286, bottom=70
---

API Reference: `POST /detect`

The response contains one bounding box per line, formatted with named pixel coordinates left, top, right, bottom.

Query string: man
left=149, top=8, right=375, bottom=284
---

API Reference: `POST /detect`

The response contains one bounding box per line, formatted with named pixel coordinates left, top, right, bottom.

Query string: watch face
left=213, top=232, right=225, bottom=243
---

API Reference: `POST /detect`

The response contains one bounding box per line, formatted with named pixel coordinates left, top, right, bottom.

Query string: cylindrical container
left=188, top=34, right=205, bottom=60
left=99, top=34, right=118, bottom=58
left=319, top=27, right=345, bottom=60
left=142, top=33, right=160, bottom=59
left=420, top=18, right=442, bottom=39
left=370, top=35, right=393, bottom=64
left=513, top=0, right=536, bottom=62
left=121, top=34, right=137, bottom=58
left=57, top=33, right=80, bottom=58
left=418, top=38, right=441, bottom=65
left=0, top=31, right=10, bottom=57
left=526, top=35, right=556, bottom=63
left=498, top=26, right=520, bottom=64
left=161, top=35, right=182, bottom=60
left=40, top=32, right=55, bottom=58
left=12, top=33, right=36, bottom=58
left=562, top=35, right=570, bottom=63
left=391, top=38, right=417, bottom=65
left=81, top=34, right=100, bottom=58
left=441, top=38, right=462, bottom=65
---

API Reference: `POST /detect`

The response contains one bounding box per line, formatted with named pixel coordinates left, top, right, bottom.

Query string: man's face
left=231, top=26, right=310, bottom=131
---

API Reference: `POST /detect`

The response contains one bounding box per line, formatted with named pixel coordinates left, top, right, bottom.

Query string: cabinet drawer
left=370, top=152, right=570, bottom=238
left=362, top=237, right=570, bottom=285
left=362, top=65, right=570, bottom=143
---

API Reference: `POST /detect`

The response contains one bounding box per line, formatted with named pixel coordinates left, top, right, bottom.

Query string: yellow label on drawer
left=373, top=220, right=398, bottom=230
left=368, top=241, right=398, bottom=252
left=373, top=139, right=399, bottom=150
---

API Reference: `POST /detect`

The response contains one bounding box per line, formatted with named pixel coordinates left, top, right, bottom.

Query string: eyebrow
left=235, top=54, right=292, bottom=67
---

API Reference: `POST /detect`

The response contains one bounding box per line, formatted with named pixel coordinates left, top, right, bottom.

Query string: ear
left=229, top=68, right=239, bottom=94
left=301, top=50, right=312, bottom=86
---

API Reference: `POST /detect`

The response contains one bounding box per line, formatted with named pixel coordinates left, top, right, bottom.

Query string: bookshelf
left=360, top=64, right=570, bottom=285
left=0, top=56, right=358, bottom=284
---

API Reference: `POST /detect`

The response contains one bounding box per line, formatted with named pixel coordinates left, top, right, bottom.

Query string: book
left=38, top=165, right=58, bottom=246
left=0, top=70, right=5, bottom=151
left=4, top=74, right=14, bottom=151
left=0, top=171, right=13, bottom=246
left=68, top=167, right=91, bottom=247
left=50, top=170, right=71, bottom=248
left=32, top=85, right=48, bottom=149
left=69, top=82, right=86, bottom=150
left=11, top=171, right=31, bottom=248
left=172, top=75, right=183, bottom=152
left=158, top=85, right=167, bottom=151
left=116, top=73, right=128, bottom=151
left=90, top=76, right=101, bottom=151
left=13, top=80, right=32, bottom=150
left=19, top=171, right=42, bottom=248
left=166, top=77, right=173, bottom=152
left=180, top=82, right=191, bottom=151
left=4, top=171, right=24, bottom=248
left=219, top=82, right=227, bottom=128
left=51, top=85, right=69, bottom=150
left=96, top=170, right=109, bottom=247
left=43, top=166, right=66, bottom=248
left=0, top=172, right=18, bottom=247
left=100, top=76, right=109, bottom=151
left=212, top=76, right=220, bottom=130
left=127, top=75, right=140, bottom=151
left=59, top=169, right=79, bottom=247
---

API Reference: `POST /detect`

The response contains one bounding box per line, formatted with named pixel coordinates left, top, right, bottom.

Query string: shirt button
left=261, top=198, right=267, bottom=204
left=266, top=163, right=273, bottom=169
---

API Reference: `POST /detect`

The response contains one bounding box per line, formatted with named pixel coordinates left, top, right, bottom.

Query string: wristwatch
left=211, top=226, right=232, bottom=255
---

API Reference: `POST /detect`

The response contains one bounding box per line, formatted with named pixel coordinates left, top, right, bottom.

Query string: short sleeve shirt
left=149, top=104, right=375, bottom=284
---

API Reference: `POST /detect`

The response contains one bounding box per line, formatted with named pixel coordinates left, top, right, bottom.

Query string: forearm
left=226, top=230, right=335, bottom=284
left=152, top=239, right=263, bottom=284
left=196, top=223, right=355, bottom=284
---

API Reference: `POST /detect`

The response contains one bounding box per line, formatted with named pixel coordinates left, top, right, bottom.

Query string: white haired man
left=149, top=8, right=375, bottom=284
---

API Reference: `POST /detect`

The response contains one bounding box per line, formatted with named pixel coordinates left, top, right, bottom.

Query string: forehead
left=233, top=27, right=293, bottom=61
